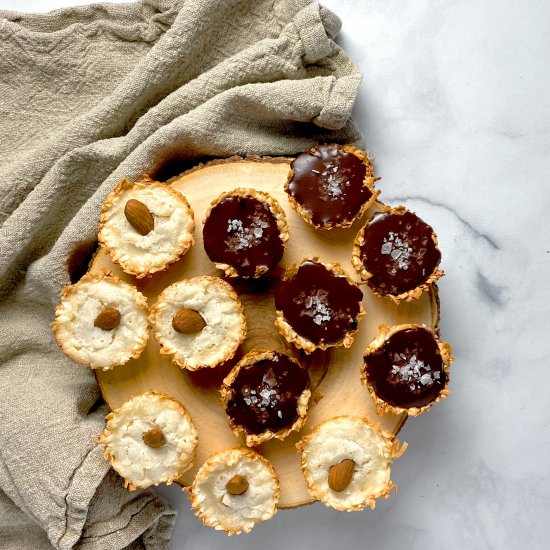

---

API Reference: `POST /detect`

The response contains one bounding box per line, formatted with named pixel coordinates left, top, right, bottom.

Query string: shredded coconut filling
left=192, top=450, right=278, bottom=533
left=153, top=278, right=245, bottom=369
left=102, top=185, right=193, bottom=270
left=55, top=278, right=148, bottom=369
left=301, top=417, right=393, bottom=510
left=102, top=393, right=197, bottom=487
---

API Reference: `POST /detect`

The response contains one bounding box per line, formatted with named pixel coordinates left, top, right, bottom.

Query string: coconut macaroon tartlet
left=221, top=351, right=311, bottom=446
left=189, top=447, right=280, bottom=535
left=98, top=176, right=195, bottom=278
left=352, top=206, right=443, bottom=303
left=285, top=144, right=379, bottom=229
left=149, top=276, right=246, bottom=371
left=97, top=391, right=198, bottom=490
left=274, top=258, right=364, bottom=354
left=52, top=272, right=149, bottom=370
left=362, top=324, right=453, bottom=417
left=297, top=416, right=405, bottom=511
left=202, top=188, right=289, bottom=278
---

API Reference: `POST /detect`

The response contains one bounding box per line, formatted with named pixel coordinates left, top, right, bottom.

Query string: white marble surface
left=4, top=0, right=550, bottom=548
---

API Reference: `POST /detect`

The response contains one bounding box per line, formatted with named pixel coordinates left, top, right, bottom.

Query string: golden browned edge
left=96, top=390, right=199, bottom=491
left=219, top=350, right=312, bottom=447
left=295, top=415, right=406, bottom=512
left=51, top=270, right=150, bottom=371
left=187, top=447, right=281, bottom=535
left=351, top=204, right=444, bottom=303
left=148, top=276, right=247, bottom=371
left=98, top=176, right=195, bottom=279
left=284, top=144, right=380, bottom=230
left=201, top=187, right=289, bottom=278
left=274, top=257, right=365, bottom=354
left=360, top=323, right=454, bottom=417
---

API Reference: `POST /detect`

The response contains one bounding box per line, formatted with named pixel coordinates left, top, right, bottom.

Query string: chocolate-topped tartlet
left=221, top=351, right=311, bottom=446
left=362, top=324, right=453, bottom=416
left=285, top=144, right=379, bottom=229
left=203, top=188, right=289, bottom=278
left=352, top=206, right=443, bottom=302
left=275, top=259, right=364, bottom=354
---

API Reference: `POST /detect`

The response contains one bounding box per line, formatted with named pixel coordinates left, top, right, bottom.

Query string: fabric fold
left=0, top=1, right=363, bottom=548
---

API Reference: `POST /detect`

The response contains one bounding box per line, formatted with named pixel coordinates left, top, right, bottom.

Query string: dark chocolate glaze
left=358, top=210, right=441, bottom=295
left=287, top=144, right=372, bottom=227
left=203, top=194, right=284, bottom=277
left=364, top=327, right=446, bottom=409
left=275, top=260, right=363, bottom=346
left=225, top=352, right=310, bottom=435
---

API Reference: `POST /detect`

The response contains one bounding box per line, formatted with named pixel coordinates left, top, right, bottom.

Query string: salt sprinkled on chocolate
left=225, top=353, right=309, bottom=435
left=287, top=144, right=373, bottom=227
left=364, top=327, right=447, bottom=409
left=357, top=210, right=441, bottom=295
left=203, top=193, right=285, bottom=277
left=275, top=260, right=362, bottom=346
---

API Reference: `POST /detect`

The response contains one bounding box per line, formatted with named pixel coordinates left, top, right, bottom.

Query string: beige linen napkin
left=0, top=0, right=362, bottom=548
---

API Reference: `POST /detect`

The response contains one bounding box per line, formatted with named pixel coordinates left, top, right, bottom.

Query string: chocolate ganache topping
left=364, top=327, right=447, bottom=409
left=357, top=209, right=441, bottom=295
left=287, top=144, right=373, bottom=227
left=275, top=260, right=363, bottom=346
left=225, top=352, right=310, bottom=435
left=203, top=193, right=284, bottom=277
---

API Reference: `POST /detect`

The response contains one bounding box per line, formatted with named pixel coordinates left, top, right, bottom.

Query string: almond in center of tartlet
left=328, top=459, right=355, bottom=492
left=226, top=475, right=249, bottom=495
left=172, top=308, right=207, bottom=334
left=142, top=427, right=167, bottom=448
left=124, top=199, right=154, bottom=235
left=94, top=306, right=121, bottom=330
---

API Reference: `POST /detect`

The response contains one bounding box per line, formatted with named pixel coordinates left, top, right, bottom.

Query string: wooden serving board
left=90, top=157, right=439, bottom=508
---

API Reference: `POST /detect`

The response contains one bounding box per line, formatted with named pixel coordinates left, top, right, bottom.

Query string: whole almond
left=94, top=307, right=121, bottom=330
left=327, top=459, right=355, bottom=492
left=172, top=309, right=206, bottom=334
left=124, top=199, right=154, bottom=236
left=226, top=475, right=248, bottom=495
left=142, top=427, right=166, bottom=448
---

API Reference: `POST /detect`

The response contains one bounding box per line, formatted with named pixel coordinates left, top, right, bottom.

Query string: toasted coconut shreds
left=52, top=271, right=149, bottom=370
left=149, top=276, right=246, bottom=371
left=188, top=447, right=280, bottom=535
left=361, top=323, right=454, bottom=417
left=297, top=415, right=406, bottom=511
left=97, top=391, right=198, bottom=490
left=98, top=177, right=195, bottom=278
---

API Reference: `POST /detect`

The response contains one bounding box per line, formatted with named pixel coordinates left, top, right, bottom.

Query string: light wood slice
left=90, top=157, right=439, bottom=508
